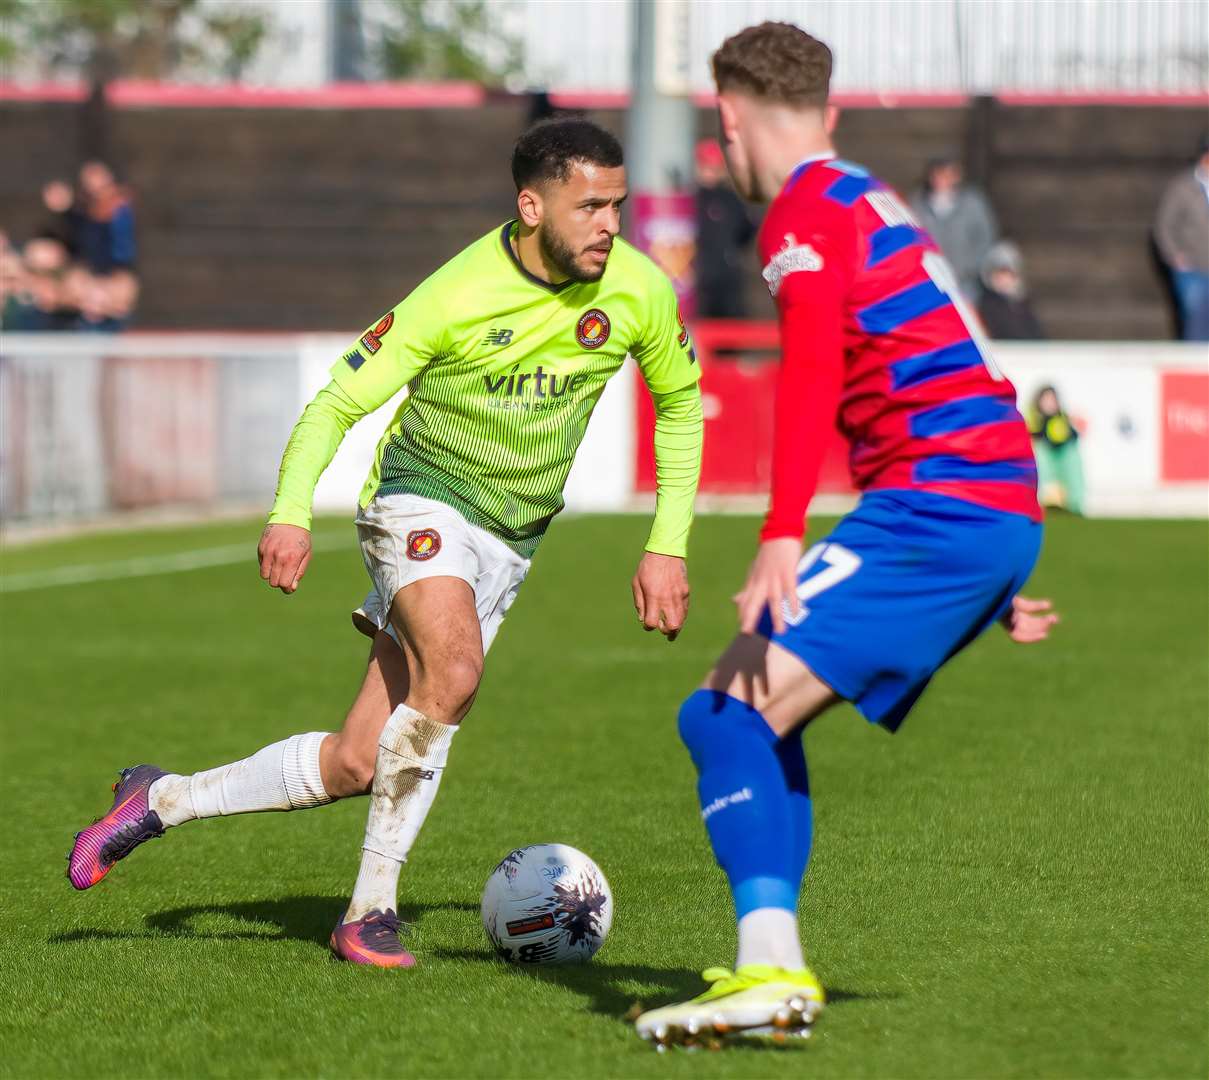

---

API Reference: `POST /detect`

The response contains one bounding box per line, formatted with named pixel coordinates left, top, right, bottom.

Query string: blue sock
left=678, top=690, right=805, bottom=918
left=774, top=732, right=813, bottom=893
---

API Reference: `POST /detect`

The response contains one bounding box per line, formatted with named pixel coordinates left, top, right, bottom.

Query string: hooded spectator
left=910, top=155, right=998, bottom=301
left=978, top=241, right=1045, bottom=340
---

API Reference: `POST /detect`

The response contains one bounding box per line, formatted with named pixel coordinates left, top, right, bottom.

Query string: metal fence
left=0, top=336, right=302, bottom=523
left=515, top=0, right=1209, bottom=95
left=0, top=332, right=637, bottom=527
left=6, top=0, right=1205, bottom=97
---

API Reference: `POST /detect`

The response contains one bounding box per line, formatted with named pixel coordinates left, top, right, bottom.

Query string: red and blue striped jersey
left=758, top=155, right=1040, bottom=541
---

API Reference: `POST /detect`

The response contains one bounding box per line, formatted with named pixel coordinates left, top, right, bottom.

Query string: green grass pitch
left=1, top=512, right=1206, bottom=1078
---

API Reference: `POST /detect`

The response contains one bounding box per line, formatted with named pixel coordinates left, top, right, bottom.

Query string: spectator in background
left=1, top=236, right=29, bottom=326
left=1027, top=385, right=1084, bottom=515
left=67, top=266, right=140, bottom=332
left=910, top=154, right=997, bottom=301
left=694, top=138, right=757, bottom=318
left=1154, top=133, right=1209, bottom=342
left=3, top=161, right=141, bottom=332
left=39, top=179, right=87, bottom=257
left=3, top=235, right=77, bottom=330
left=76, top=160, right=137, bottom=273
left=978, top=241, right=1045, bottom=340
left=1, top=235, right=139, bottom=333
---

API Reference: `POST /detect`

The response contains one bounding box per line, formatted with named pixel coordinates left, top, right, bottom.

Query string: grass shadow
left=433, top=945, right=895, bottom=1024
left=50, top=895, right=479, bottom=948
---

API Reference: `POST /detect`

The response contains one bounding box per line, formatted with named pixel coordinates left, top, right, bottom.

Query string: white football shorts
left=352, top=493, right=530, bottom=654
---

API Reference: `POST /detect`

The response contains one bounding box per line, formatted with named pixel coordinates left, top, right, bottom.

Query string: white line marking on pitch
left=0, top=534, right=350, bottom=593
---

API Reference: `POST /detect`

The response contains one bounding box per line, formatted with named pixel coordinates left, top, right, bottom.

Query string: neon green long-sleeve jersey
left=269, top=222, right=703, bottom=559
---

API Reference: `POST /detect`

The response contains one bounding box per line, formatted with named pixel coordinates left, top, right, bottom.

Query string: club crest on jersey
left=676, top=306, right=689, bottom=348
left=406, top=528, right=441, bottom=561
left=360, top=312, right=394, bottom=355
left=576, top=309, right=610, bottom=350
left=762, top=233, right=823, bottom=298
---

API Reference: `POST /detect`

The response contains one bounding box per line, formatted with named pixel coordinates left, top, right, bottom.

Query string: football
left=481, top=843, right=613, bottom=964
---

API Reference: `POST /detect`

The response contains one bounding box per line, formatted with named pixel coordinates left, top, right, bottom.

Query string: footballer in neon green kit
left=277, top=213, right=699, bottom=559
left=67, top=119, right=705, bottom=969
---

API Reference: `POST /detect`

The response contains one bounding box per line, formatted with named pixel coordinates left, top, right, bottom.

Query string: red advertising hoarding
left=636, top=320, right=853, bottom=496
left=1160, top=371, right=1209, bottom=482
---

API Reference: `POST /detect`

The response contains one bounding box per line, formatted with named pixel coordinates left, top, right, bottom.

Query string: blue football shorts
left=757, top=489, right=1043, bottom=732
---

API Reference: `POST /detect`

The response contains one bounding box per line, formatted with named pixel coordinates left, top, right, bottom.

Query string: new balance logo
left=483, top=328, right=514, bottom=346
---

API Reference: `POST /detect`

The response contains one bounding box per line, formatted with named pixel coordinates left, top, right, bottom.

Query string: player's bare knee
left=441, top=653, right=483, bottom=718
left=412, top=653, right=482, bottom=724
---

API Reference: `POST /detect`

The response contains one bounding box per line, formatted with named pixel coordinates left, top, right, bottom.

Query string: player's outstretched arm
left=259, top=381, right=364, bottom=594
left=740, top=235, right=847, bottom=636
left=633, top=384, right=703, bottom=641
left=1000, top=594, right=1059, bottom=643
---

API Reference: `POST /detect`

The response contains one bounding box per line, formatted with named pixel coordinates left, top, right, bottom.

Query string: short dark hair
left=511, top=117, right=624, bottom=191
left=712, top=21, right=832, bottom=108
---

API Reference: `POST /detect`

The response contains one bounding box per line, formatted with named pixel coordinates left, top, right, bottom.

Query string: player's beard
left=538, top=221, right=608, bottom=284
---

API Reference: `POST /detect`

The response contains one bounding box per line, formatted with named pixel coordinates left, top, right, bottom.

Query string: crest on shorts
left=360, top=312, right=395, bottom=355
left=576, top=309, right=610, bottom=350
left=406, top=528, right=441, bottom=561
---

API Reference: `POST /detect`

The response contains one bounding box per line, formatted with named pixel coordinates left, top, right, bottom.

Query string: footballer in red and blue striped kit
left=635, top=21, right=1061, bottom=1048
left=757, top=154, right=1040, bottom=532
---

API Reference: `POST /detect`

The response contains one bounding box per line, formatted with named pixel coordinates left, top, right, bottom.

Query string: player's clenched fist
left=632, top=552, right=690, bottom=641
left=1000, top=594, right=1059, bottom=643
left=258, top=523, right=312, bottom=594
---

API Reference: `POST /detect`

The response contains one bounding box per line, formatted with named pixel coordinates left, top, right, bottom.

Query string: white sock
left=149, top=732, right=331, bottom=827
left=344, top=705, right=457, bottom=922
left=736, top=907, right=806, bottom=970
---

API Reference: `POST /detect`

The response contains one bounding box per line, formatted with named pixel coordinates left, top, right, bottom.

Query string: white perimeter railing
left=500, top=0, right=1209, bottom=96
left=1, top=333, right=1206, bottom=530
left=10, top=1, right=1203, bottom=98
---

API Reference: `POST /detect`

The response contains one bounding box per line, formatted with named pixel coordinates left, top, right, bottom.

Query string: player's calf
left=320, top=732, right=378, bottom=797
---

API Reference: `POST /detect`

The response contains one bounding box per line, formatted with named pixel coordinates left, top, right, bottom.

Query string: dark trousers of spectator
left=1173, top=270, right=1209, bottom=342
left=698, top=279, right=747, bottom=319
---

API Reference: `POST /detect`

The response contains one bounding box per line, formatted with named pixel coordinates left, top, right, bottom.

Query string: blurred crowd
left=1, top=161, right=139, bottom=332
left=909, top=154, right=1048, bottom=341
left=1154, top=133, right=1209, bottom=342
left=694, top=137, right=1209, bottom=345
left=691, top=142, right=1050, bottom=340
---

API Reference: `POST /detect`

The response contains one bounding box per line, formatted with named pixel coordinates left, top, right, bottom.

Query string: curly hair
left=711, top=22, right=832, bottom=108
left=511, top=117, right=624, bottom=191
